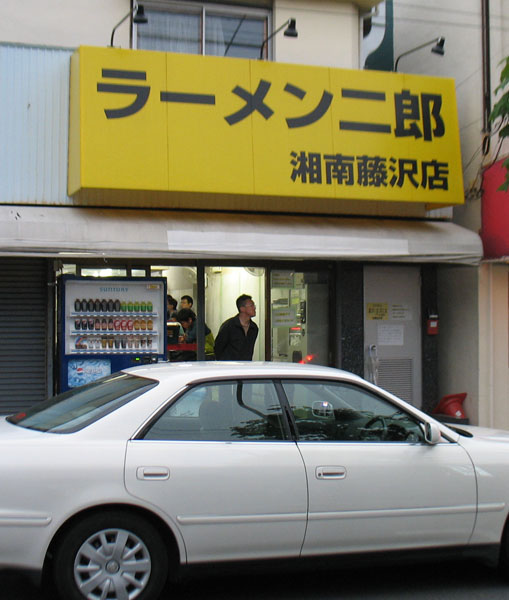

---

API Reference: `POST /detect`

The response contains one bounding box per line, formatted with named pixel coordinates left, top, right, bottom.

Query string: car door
left=125, top=379, right=308, bottom=563
left=280, top=379, right=477, bottom=556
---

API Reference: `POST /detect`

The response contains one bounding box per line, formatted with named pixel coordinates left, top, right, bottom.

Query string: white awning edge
left=0, top=206, right=483, bottom=265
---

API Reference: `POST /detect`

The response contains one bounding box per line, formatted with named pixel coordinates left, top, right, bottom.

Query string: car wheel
left=52, top=511, right=168, bottom=600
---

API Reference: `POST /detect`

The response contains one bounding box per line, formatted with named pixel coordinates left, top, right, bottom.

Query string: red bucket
left=433, top=393, right=467, bottom=419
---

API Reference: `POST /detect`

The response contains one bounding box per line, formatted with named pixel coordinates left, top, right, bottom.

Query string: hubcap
left=73, top=528, right=151, bottom=600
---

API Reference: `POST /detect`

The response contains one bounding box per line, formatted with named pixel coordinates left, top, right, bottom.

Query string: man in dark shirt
left=214, top=294, right=258, bottom=361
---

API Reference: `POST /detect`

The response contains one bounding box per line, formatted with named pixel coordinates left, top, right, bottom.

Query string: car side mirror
left=312, top=401, right=334, bottom=418
left=424, top=421, right=441, bottom=445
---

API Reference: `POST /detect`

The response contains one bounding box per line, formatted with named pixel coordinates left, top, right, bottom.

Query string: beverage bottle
left=140, top=319, right=146, bottom=330
left=95, top=299, right=101, bottom=312
left=121, top=300, right=127, bottom=312
left=81, top=318, right=88, bottom=330
left=141, top=300, right=146, bottom=312
left=127, top=300, right=133, bottom=312
left=108, top=318, right=114, bottom=330
left=134, top=301, right=140, bottom=312
left=114, top=299, right=121, bottom=312
left=74, top=319, right=81, bottom=330
left=108, top=299, right=114, bottom=312
left=87, top=299, right=94, bottom=312
left=74, top=299, right=81, bottom=312
left=147, top=319, right=153, bottom=331
left=101, top=299, right=108, bottom=312
left=81, top=299, right=87, bottom=312
left=95, top=319, right=101, bottom=331
left=147, top=301, right=153, bottom=312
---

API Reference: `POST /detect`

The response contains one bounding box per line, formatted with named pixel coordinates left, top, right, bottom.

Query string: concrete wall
left=437, top=265, right=480, bottom=424
left=478, top=263, right=509, bottom=428
left=0, top=0, right=129, bottom=48
left=275, top=0, right=360, bottom=68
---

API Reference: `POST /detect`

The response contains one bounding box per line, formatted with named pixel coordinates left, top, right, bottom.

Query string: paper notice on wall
left=377, top=323, right=404, bottom=346
left=366, top=302, right=388, bottom=320
left=390, top=303, right=412, bottom=321
left=272, top=306, right=297, bottom=327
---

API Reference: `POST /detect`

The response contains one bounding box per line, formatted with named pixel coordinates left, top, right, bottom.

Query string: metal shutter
left=0, top=258, right=50, bottom=414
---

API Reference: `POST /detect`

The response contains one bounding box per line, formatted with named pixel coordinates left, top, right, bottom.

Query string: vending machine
left=59, top=276, right=167, bottom=391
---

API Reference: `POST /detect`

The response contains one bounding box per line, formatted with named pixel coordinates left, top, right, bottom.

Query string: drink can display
left=108, top=318, right=114, bottom=330
left=108, top=336, right=114, bottom=349
left=114, top=338, right=121, bottom=349
left=114, top=319, right=121, bottom=331
left=81, top=299, right=87, bottom=312
left=114, top=299, right=121, bottom=312
left=87, top=299, right=94, bottom=312
left=147, top=319, right=153, bottom=330
left=101, top=299, right=108, bottom=312
left=140, top=319, right=146, bottom=330
left=101, top=337, right=107, bottom=349
left=81, top=319, right=88, bottom=330
left=134, top=319, right=140, bottom=331
left=121, top=338, right=127, bottom=349
left=147, top=301, right=153, bottom=312
left=134, top=301, right=140, bottom=312
left=88, top=318, right=95, bottom=330
left=140, top=300, right=146, bottom=312
left=95, top=319, right=101, bottom=330
left=121, top=319, right=128, bottom=331
left=101, top=318, right=108, bottom=331
left=121, top=301, right=127, bottom=312
left=134, top=338, right=140, bottom=349
left=128, top=300, right=133, bottom=312
left=74, top=299, right=81, bottom=312
left=74, top=319, right=81, bottom=330
left=140, top=337, right=146, bottom=348
left=147, top=337, right=152, bottom=348
left=95, top=299, right=101, bottom=312
left=108, top=299, right=114, bottom=312
left=127, top=319, right=134, bottom=331
left=127, top=337, right=133, bottom=349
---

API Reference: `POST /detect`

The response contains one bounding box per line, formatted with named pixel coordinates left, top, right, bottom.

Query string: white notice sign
left=377, top=323, right=404, bottom=346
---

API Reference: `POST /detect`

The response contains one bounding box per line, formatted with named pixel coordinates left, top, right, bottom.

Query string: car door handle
left=136, top=467, right=170, bottom=481
left=316, top=466, right=347, bottom=480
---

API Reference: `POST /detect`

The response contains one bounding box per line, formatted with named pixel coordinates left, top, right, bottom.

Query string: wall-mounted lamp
left=110, top=3, right=148, bottom=48
left=393, top=37, right=445, bottom=71
left=259, top=18, right=298, bottom=60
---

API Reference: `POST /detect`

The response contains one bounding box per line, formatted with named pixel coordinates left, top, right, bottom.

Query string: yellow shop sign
left=68, top=46, right=464, bottom=207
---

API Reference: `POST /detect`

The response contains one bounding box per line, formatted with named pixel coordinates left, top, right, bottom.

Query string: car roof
left=123, top=361, right=364, bottom=386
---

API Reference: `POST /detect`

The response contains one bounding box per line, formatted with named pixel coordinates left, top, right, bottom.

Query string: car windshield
left=6, top=372, right=158, bottom=433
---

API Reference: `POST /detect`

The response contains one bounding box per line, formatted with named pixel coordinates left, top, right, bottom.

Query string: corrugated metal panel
left=378, top=358, right=413, bottom=405
left=0, top=43, right=72, bottom=204
left=0, top=258, right=49, bottom=414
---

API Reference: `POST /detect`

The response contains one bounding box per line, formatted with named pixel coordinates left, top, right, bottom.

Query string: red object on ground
left=433, top=393, right=467, bottom=419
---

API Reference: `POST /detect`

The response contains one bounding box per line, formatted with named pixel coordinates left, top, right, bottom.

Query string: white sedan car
left=1, top=361, right=509, bottom=600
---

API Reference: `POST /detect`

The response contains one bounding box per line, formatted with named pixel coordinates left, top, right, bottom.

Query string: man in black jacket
left=214, top=294, right=258, bottom=360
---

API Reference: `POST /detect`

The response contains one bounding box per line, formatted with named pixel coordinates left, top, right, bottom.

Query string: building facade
left=0, top=0, right=486, bottom=418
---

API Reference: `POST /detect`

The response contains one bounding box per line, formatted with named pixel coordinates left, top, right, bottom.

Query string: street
left=3, top=558, right=509, bottom=600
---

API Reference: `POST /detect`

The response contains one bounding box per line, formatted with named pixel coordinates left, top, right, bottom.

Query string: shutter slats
left=0, top=259, right=48, bottom=414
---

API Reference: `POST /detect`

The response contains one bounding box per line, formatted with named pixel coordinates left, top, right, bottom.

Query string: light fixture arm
left=393, top=37, right=444, bottom=71
left=259, top=19, right=292, bottom=60
left=110, top=3, right=147, bottom=47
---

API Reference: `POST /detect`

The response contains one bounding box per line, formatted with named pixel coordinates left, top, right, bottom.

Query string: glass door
left=270, top=269, right=329, bottom=365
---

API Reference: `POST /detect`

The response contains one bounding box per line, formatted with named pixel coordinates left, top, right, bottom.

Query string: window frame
left=136, top=377, right=292, bottom=442
left=276, top=378, right=432, bottom=444
left=135, top=1, right=271, bottom=58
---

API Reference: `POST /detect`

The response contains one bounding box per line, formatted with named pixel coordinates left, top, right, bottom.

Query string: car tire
left=52, top=511, right=168, bottom=600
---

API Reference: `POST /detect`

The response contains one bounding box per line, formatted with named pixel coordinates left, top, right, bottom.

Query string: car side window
left=142, top=379, right=287, bottom=441
left=281, top=380, right=424, bottom=443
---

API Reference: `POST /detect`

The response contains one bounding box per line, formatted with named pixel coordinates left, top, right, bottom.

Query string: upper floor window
left=137, top=2, right=269, bottom=59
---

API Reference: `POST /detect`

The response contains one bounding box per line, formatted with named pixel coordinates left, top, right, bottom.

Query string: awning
left=0, top=206, right=482, bottom=265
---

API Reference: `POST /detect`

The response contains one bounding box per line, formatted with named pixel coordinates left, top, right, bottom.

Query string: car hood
left=451, top=423, right=509, bottom=442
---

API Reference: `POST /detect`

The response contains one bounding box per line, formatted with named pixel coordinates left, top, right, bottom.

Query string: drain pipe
left=481, top=0, right=491, bottom=156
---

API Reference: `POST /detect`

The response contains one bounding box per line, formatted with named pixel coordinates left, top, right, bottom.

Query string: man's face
left=241, top=300, right=256, bottom=318
left=180, top=318, right=193, bottom=330
left=181, top=298, right=192, bottom=310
